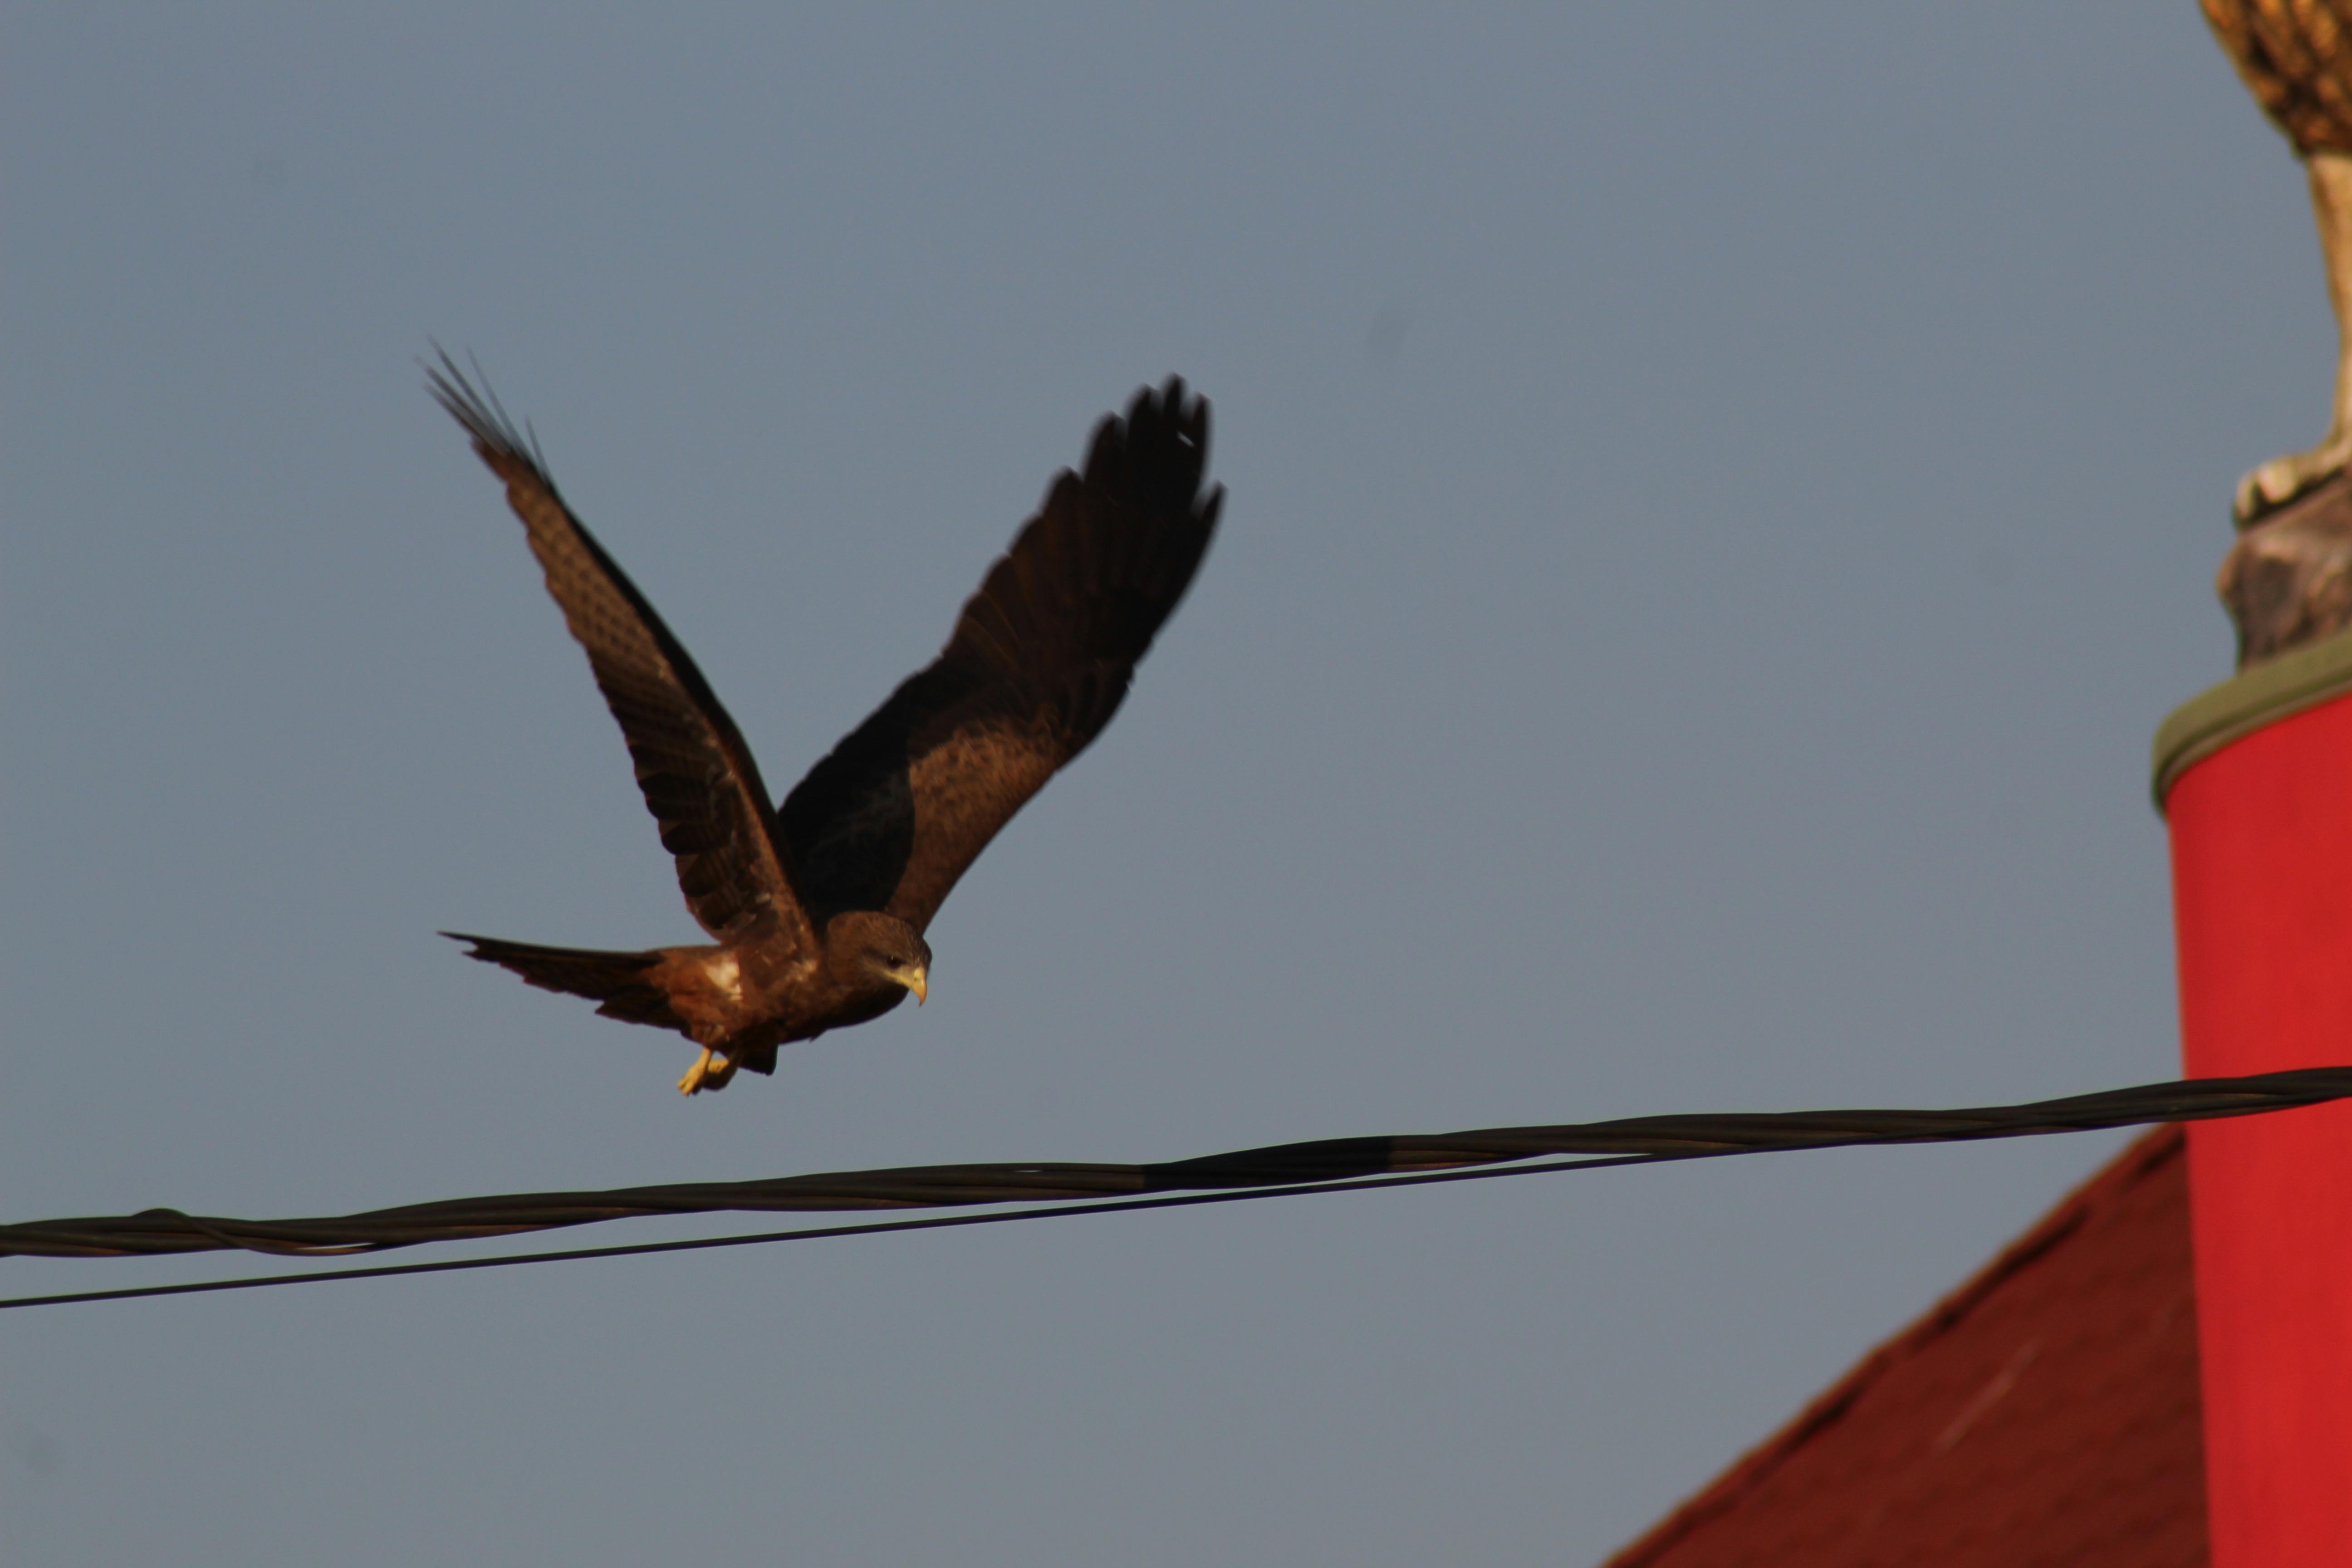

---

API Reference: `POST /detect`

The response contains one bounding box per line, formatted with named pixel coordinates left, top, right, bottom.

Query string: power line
left=6, top=1065, right=2348, bottom=1310
left=0, top=1153, right=1660, bottom=1311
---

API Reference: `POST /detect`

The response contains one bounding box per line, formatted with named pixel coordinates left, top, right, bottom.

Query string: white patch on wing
left=706, top=953, right=742, bottom=1001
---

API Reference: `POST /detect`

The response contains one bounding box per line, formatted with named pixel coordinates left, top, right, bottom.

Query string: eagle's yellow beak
left=906, top=968, right=928, bottom=1005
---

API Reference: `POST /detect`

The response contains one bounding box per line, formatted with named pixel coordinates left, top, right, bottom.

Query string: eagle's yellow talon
left=678, top=1048, right=740, bottom=1095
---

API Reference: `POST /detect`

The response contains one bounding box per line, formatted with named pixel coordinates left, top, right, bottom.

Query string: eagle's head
left=828, top=911, right=933, bottom=1005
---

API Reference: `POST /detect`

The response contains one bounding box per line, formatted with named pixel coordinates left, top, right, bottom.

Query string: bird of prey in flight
left=429, top=358, right=1221, bottom=1094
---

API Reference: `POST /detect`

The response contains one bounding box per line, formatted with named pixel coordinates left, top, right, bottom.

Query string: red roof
left=1601, top=1127, right=2205, bottom=1567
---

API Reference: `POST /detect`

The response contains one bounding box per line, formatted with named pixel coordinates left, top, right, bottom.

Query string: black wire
left=12, top=1065, right=2351, bottom=1262
left=0, top=1153, right=1661, bottom=1311
left=9, top=1064, right=2349, bottom=1309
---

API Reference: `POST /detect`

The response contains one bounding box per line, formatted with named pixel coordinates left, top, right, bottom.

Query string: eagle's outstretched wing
left=428, top=353, right=810, bottom=946
left=779, top=377, right=1221, bottom=933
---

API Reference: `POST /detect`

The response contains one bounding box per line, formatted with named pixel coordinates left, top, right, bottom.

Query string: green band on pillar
left=2153, top=624, right=2352, bottom=811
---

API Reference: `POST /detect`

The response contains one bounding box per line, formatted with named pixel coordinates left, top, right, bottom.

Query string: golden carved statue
left=2204, top=0, right=2352, bottom=660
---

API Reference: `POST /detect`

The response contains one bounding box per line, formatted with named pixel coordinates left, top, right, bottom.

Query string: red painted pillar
left=2160, top=641, right=2352, bottom=1567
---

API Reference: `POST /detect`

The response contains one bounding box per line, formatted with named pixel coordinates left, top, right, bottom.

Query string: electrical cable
left=5, top=1064, right=2346, bottom=1310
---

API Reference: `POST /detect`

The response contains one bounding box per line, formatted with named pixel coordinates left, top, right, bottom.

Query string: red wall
left=2169, top=689, right=2352, bottom=1566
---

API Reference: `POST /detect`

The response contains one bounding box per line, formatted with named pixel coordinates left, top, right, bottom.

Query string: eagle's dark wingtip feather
left=422, top=346, right=549, bottom=480
left=1082, top=375, right=1218, bottom=532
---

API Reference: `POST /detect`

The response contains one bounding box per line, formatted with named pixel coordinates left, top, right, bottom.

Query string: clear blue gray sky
left=0, top=7, right=2303, bottom=1563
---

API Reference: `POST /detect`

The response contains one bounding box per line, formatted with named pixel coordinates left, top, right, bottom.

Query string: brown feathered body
left=430, top=367, right=1221, bottom=1090
left=444, top=912, right=915, bottom=1075
left=2205, top=0, right=2352, bottom=154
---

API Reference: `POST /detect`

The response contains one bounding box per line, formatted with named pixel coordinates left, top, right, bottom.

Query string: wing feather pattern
left=427, top=354, right=808, bottom=945
left=780, top=377, right=1221, bottom=933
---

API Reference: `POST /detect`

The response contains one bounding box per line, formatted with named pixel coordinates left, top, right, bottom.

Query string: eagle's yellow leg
left=677, top=1048, right=738, bottom=1096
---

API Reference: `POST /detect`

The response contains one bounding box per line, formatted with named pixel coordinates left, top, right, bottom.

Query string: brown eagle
left=429, top=360, right=1221, bottom=1094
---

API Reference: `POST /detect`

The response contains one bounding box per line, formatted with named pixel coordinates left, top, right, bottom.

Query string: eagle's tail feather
left=441, top=931, right=686, bottom=1033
